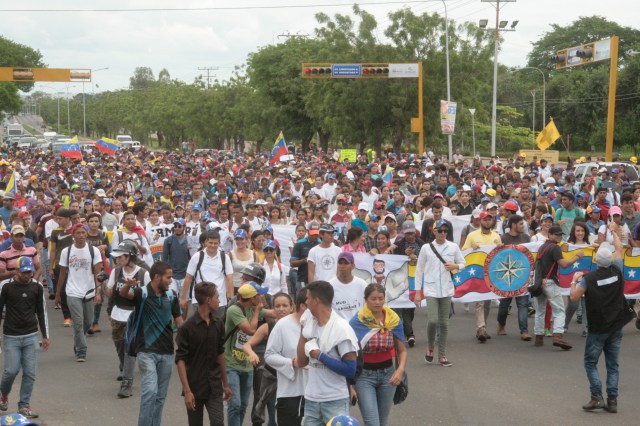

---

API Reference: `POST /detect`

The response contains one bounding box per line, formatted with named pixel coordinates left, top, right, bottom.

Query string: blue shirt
left=0, top=207, right=17, bottom=230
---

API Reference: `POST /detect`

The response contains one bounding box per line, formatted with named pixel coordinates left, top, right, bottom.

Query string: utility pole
left=198, top=67, right=218, bottom=88
left=531, top=89, right=536, bottom=138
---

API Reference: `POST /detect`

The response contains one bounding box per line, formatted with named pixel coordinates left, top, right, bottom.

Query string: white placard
left=388, top=63, right=420, bottom=78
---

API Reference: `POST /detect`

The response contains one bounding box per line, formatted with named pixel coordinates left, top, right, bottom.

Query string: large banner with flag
left=269, top=221, right=640, bottom=302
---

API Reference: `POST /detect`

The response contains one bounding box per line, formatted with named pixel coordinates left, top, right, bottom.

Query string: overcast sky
left=1, top=0, right=637, bottom=96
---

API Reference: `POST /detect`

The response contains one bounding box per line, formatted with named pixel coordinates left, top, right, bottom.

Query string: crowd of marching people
left=0, top=140, right=638, bottom=425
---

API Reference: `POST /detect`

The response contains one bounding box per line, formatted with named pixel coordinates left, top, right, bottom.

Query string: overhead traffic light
left=361, top=65, right=389, bottom=78
left=552, top=50, right=567, bottom=69
left=301, top=65, right=332, bottom=79
left=576, top=46, right=593, bottom=60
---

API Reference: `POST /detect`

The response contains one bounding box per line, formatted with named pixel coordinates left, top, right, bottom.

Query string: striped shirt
left=0, top=244, right=39, bottom=272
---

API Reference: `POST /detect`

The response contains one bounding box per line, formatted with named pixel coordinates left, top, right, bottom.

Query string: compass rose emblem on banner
left=484, top=245, right=534, bottom=297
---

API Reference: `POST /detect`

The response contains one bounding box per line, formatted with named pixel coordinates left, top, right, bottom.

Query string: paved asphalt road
left=5, top=299, right=640, bottom=425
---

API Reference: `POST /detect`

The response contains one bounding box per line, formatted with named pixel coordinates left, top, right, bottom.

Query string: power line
left=0, top=1, right=445, bottom=13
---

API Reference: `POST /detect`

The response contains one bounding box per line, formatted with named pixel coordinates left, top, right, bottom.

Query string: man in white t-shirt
left=329, top=252, right=367, bottom=321
left=180, top=230, right=233, bottom=319
left=56, top=224, right=102, bottom=362
left=307, top=224, right=342, bottom=283
left=297, top=281, right=358, bottom=425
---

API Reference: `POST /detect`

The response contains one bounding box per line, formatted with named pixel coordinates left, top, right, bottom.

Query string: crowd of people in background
left=0, top=141, right=638, bottom=424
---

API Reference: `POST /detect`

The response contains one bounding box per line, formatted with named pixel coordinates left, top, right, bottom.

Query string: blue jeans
left=0, top=334, right=40, bottom=409
left=66, top=296, right=93, bottom=357
left=497, top=295, right=530, bottom=333
left=534, top=280, right=565, bottom=335
left=137, top=352, right=174, bottom=426
left=355, top=366, right=396, bottom=426
left=303, top=398, right=350, bottom=426
left=584, top=329, right=623, bottom=400
left=227, top=368, right=253, bottom=426
left=42, top=247, right=53, bottom=291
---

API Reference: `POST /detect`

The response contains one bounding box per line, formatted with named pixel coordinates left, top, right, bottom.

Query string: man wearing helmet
left=105, top=240, right=151, bottom=398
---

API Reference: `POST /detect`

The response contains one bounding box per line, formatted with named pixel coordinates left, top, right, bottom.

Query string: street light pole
left=517, top=66, right=546, bottom=130
left=442, top=0, right=453, bottom=162
left=469, top=108, right=476, bottom=155
left=481, top=0, right=517, bottom=157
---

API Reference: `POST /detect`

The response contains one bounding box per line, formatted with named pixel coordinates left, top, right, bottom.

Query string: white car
left=573, top=161, right=640, bottom=192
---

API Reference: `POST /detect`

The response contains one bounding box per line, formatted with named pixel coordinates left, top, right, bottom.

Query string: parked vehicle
left=573, top=161, right=640, bottom=192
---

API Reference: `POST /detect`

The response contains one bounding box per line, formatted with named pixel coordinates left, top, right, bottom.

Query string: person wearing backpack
left=532, top=225, right=585, bottom=350
left=570, top=225, right=635, bottom=413
left=55, top=223, right=103, bottom=362
left=112, top=211, right=154, bottom=267
left=181, top=230, right=234, bottom=320
left=119, top=261, right=183, bottom=426
left=105, top=240, right=151, bottom=399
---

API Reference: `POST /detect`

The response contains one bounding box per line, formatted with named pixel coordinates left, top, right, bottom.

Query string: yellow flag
left=536, top=119, right=560, bottom=151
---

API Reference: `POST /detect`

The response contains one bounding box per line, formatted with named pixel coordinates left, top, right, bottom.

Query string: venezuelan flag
left=382, top=166, right=394, bottom=188
left=623, top=248, right=640, bottom=296
left=5, top=170, right=16, bottom=195
left=453, top=250, right=490, bottom=298
left=61, top=136, right=83, bottom=160
left=96, top=137, right=119, bottom=155
left=268, top=131, right=288, bottom=165
left=558, top=246, right=596, bottom=288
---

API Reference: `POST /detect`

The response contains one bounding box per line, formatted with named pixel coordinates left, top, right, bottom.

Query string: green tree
left=0, top=36, right=45, bottom=112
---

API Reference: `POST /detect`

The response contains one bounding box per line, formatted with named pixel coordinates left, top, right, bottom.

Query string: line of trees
left=3, top=10, right=640, bottom=156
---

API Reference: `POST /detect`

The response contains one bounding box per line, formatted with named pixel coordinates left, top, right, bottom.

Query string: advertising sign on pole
left=440, top=100, right=457, bottom=135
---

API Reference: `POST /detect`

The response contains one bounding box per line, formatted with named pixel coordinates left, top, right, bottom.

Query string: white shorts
left=170, top=278, right=186, bottom=299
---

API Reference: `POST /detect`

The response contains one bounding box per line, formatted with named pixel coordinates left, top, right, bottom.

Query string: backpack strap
left=65, top=244, right=96, bottom=276
left=194, top=250, right=205, bottom=283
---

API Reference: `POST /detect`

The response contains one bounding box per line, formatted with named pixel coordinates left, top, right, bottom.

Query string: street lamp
left=56, top=92, right=64, bottom=133
left=480, top=0, right=518, bottom=157
left=83, top=67, right=109, bottom=137
left=441, top=0, right=453, bottom=162
left=469, top=108, right=476, bottom=155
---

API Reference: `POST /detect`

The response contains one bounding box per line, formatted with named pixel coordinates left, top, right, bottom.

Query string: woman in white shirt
left=229, top=228, right=257, bottom=294
left=531, top=213, right=554, bottom=242
left=597, top=206, right=631, bottom=247
left=261, top=240, right=287, bottom=295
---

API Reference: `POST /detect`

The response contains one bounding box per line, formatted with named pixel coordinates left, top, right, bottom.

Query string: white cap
left=544, top=177, right=556, bottom=185
left=595, top=245, right=613, bottom=268
left=358, top=202, right=369, bottom=211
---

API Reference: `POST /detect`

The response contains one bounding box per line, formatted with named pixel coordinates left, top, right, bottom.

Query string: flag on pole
left=61, top=136, right=83, bottom=160
left=382, top=165, right=394, bottom=187
left=5, top=170, right=16, bottom=195
left=536, top=119, right=561, bottom=151
left=96, top=137, right=119, bottom=155
left=269, top=131, right=288, bottom=165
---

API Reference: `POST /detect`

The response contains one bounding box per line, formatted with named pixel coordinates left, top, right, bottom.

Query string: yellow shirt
left=462, top=229, right=501, bottom=250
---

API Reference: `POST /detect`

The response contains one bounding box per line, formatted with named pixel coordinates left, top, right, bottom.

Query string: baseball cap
left=401, top=221, right=417, bottom=233
left=337, top=252, right=355, bottom=264
left=0, top=413, right=39, bottom=425
left=2, top=193, right=14, bottom=200
left=358, top=202, right=369, bottom=211
left=503, top=200, right=518, bottom=212
left=485, top=188, right=497, bottom=197
left=327, top=416, right=360, bottom=426
left=238, top=281, right=268, bottom=299
left=433, top=219, right=450, bottom=229
left=319, top=223, right=336, bottom=233
left=383, top=214, right=397, bottom=223
left=544, top=177, right=556, bottom=185
left=11, top=225, right=26, bottom=235
left=234, top=229, right=248, bottom=239
left=479, top=211, right=493, bottom=220
left=586, top=205, right=601, bottom=214
left=471, top=208, right=482, bottom=219
left=173, top=218, right=186, bottom=227
left=541, top=213, right=554, bottom=221
left=308, top=222, right=320, bottom=235
left=595, top=246, right=613, bottom=268
left=609, top=206, right=622, bottom=216
left=368, top=213, right=379, bottom=222
left=374, top=201, right=384, bottom=209
left=263, top=240, right=276, bottom=251
left=95, top=189, right=107, bottom=197
left=17, top=256, right=35, bottom=273
left=486, top=202, right=498, bottom=210
left=191, top=204, right=202, bottom=211
left=549, top=225, right=563, bottom=235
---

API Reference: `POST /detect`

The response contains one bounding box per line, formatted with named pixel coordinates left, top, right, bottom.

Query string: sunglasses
left=435, top=229, right=449, bottom=234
